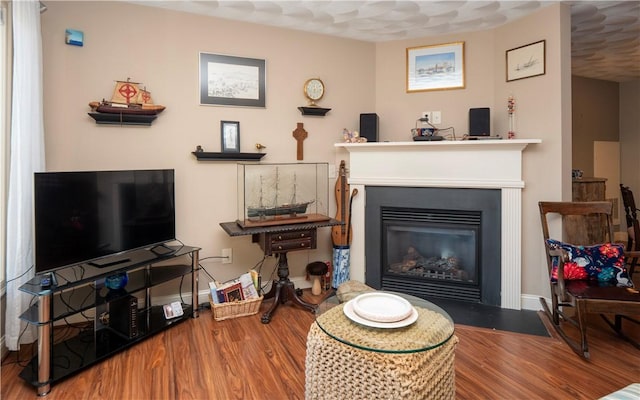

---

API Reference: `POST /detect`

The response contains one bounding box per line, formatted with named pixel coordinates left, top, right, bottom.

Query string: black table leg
left=261, top=252, right=317, bottom=323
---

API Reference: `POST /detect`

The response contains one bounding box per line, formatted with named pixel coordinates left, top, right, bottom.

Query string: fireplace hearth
left=365, top=186, right=501, bottom=307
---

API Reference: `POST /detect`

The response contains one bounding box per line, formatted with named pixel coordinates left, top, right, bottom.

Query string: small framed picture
left=506, top=40, right=546, bottom=82
left=221, top=121, right=240, bottom=153
left=163, top=302, right=183, bottom=319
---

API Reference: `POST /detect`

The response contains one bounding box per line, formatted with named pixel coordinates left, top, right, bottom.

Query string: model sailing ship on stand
left=247, top=169, right=314, bottom=219
left=236, top=163, right=330, bottom=228
left=88, top=78, right=165, bottom=125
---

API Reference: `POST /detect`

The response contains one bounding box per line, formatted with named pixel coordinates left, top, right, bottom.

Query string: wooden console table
left=220, top=218, right=341, bottom=323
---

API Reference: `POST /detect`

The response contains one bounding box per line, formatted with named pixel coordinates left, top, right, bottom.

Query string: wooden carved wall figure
left=292, top=122, right=308, bottom=160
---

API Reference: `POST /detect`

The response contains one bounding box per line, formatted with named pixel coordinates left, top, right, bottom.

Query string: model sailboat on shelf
left=89, top=78, right=166, bottom=115
left=247, top=170, right=314, bottom=219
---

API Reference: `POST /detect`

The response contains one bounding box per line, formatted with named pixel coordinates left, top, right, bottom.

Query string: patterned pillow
left=545, top=239, right=633, bottom=287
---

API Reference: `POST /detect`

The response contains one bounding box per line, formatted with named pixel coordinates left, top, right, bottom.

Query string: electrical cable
left=4, top=265, right=35, bottom=290
left=198, top=263, right=216, bottom=281
left=260, top=256, right=278, bottom=293
left=178, top=274, right=186, bottom=305
left=435, top=126, right=456, bottom=140
left=1, top=296, right=38, bottom=367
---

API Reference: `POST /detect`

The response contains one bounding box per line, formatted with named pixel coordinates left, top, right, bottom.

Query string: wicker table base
left=305, top=321, right=458, bottom=400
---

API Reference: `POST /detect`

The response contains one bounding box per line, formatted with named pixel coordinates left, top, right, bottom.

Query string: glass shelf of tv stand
left=19, top=245, right=200, bottom=324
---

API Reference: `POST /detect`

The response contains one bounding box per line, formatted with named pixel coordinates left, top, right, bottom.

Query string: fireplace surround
left=335, top=139, right=540, bottom=310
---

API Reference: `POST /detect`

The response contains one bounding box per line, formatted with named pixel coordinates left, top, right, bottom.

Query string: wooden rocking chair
left=620, top=184, right=639, bottom=277
left=539, top=201, right=640, bottom=359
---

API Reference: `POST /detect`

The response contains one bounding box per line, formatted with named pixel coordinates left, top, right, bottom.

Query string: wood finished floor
left=2, top=290, right=639, bottom=400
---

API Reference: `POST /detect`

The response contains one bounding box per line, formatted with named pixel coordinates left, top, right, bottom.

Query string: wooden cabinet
left=567, top=178, right=608, bottom=243
left=572, top=177, right=607, bottom=201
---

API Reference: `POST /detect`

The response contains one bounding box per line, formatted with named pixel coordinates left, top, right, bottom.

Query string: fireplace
left=365, top=186, right=501, bottom=306
left=335, top=139, right=540, bottom=310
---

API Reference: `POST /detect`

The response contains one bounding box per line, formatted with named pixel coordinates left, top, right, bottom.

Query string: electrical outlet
left=222, top=248, right=232, bottom=264
left=421, top=111, right=431, bottom=123
left=432, top=111, right=442, bottom=124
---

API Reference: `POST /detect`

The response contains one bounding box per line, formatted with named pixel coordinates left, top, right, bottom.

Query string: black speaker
left=469, top=108, right=490, bottom=136
left=109, top=295, right=138, bottom=339
left=359, top=113, right=378, bottom=142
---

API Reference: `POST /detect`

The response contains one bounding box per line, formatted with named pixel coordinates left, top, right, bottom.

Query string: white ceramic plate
left=351, top=292, right=413, bottom=322
left=343, top=299, right=418, bottom=329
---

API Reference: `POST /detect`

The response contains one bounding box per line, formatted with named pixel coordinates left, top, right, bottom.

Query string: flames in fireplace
left=388, top=245, right=470, bottom=281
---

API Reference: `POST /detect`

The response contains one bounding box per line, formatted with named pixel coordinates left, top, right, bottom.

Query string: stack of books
left=209, top=270, right=260, bottom=304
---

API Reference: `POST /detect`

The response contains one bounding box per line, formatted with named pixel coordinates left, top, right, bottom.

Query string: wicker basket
left=209, top=294, right=263, bottom=321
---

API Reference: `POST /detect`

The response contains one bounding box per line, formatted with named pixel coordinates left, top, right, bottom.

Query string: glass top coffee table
left=314, top=290, right=455, bottom=353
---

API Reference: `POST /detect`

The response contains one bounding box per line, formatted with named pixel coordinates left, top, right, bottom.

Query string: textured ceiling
left=135, top=1, right=640, bottom=82
left=571, top=1, right=639, bottom=82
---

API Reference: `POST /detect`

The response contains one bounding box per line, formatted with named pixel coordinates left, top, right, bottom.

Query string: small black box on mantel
left=469, top=107, right=490, bottom=136
left=359, top=113, right=379, bottom=142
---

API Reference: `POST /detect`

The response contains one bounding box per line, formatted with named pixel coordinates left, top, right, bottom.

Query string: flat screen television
left=34, top=169, right=176, bottom=274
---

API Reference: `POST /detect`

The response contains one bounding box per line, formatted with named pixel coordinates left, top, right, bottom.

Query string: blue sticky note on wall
left=65, top=29, right=84, bottom=47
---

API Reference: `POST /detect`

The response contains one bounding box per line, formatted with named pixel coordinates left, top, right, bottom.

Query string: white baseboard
left=290, top=276, right=312, bottom=290
left=521, top=294, right=544, bottom=311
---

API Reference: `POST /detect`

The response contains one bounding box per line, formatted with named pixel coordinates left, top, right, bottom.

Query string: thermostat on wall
left=65, top=29, right=84, bottom=47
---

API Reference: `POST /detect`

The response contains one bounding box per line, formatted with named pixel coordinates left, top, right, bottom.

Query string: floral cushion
left=545, top=239, right=633, bottom=287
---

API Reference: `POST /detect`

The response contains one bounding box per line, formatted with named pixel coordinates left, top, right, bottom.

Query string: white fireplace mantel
left=336, top=139, right=541, bottom=310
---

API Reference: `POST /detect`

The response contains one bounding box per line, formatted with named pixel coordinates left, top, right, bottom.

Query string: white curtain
left=5, top=0, right=45, bottom=351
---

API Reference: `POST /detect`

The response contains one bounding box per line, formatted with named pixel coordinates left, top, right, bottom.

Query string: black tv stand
left=18, top=245, right=200, bottom=396
left=89, top=258, right=131, bottom=268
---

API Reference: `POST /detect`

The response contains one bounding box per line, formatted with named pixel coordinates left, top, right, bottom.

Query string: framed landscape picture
left=199, top=53, right=266, bottom=107
left=407, top=42, right=465, bottom=92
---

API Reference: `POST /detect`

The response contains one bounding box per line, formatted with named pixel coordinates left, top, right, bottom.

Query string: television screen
left=34, top=169, right=175, bottom=273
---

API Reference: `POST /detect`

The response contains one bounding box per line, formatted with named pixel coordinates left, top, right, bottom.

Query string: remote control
left=40, top=275, right=52, bottom=288
left=40, top=272, right=56, bottom=289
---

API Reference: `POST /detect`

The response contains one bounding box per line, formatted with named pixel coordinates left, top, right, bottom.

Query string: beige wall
left=571, top=76, right=640, bottom=227
left=620, top=80, right=640, bottom=196
left=40, top=2, right=572, bottom=307
left=572, top=76, right=620, bottom=177
left=41, top=1, right=375, bottom=286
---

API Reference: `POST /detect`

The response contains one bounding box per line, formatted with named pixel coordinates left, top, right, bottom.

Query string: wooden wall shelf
left=192, top=152, right=266, bottom=161
left=88, top=112, right=157, bottom=126
left=298, top=107, right=331, bottom=116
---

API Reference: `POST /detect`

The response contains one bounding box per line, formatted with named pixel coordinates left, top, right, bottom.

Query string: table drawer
left=271, top=230, right=314, bottom=242
left=270, top=238, right=313, bottom=253
left=258, top=229, right=317, bottom=255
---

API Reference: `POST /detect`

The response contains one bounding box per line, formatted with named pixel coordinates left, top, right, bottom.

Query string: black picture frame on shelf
left=199, top=52, right=266, bottom=108
left=221, top=121, right=240, bottom=153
